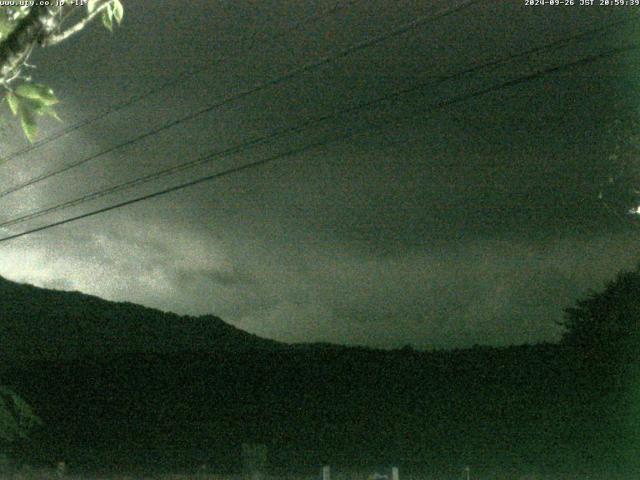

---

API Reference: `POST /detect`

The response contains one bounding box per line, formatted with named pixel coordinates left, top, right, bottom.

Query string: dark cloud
left=0, top=0, right=638, bottom=348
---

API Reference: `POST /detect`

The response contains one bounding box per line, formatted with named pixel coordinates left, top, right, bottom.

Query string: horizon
left=0, top=270, right=608, bottom=352
left=1, top=3, right=639, bottom=478
left=0, top=1, right=639, bottom=349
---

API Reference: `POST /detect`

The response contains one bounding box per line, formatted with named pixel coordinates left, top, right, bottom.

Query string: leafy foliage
left=560, top=264, right=640, bottom=359
left=0, top=387, right=41, bottom=444
left=5, top=83, right=60, bottom=142
left=0, top=7, right=31, bottom=42
left=0, top=2, right=124, bottom=142
left=89, top=0, right=124, bottom=32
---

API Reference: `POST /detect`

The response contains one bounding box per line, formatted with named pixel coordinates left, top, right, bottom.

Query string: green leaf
left=19, top=106, right=38, bottom=143
left=0, top=14, right=15, bottom=39
left=102, top=9, right=113, bottom=32
left=6, top=92, right=20, bottom=116
left=112, top=0, right=124, bottom=24
left=15, top=82, right=59, bottom=106
left=87, top=0, right=101, bottom=14
left=35, top=105, right=61, bottom=122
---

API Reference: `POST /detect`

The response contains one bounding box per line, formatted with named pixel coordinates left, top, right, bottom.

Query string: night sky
left=0, top=0, right=639, bottom=349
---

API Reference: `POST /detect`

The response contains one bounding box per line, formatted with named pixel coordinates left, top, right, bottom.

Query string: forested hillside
left=0, top=274, right=638, bottom=477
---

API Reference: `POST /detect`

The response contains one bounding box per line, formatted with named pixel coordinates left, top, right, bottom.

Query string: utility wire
left=0, top=20, right=630, bottom=230
left=0, top=43, right=636, bottom=244
left=0, top=0, right=487, bottom=200
left=0, top=0, right=353, bottom=167
left=435, top=15, right=634, bottom=82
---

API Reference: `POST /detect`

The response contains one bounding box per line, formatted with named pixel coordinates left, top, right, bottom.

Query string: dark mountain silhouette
left=0, top=274, right=637, bottom=477
left=0, top=275, right=281, bottom=359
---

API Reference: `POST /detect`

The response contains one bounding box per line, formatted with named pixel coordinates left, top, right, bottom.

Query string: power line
left=0, top=0, right=352, bottom=167
left=0, top=43, right=636, bottom=244
left=435, top=16, right=634, bottom=82
left=0, top=0, right=487, bottom=200
left=0, top=20, right=630, bottom=230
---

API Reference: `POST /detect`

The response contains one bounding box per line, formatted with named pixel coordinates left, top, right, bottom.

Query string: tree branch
left=42, top=2, right=111, bottom=47
left=0, top=5, right=63, bottom=85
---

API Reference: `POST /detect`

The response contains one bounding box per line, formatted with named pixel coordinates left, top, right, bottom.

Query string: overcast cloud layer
left=0, top=0, right=638, bottom=348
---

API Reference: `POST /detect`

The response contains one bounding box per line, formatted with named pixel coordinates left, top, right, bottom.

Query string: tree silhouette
left=560, top=264, right=640, bottom=360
